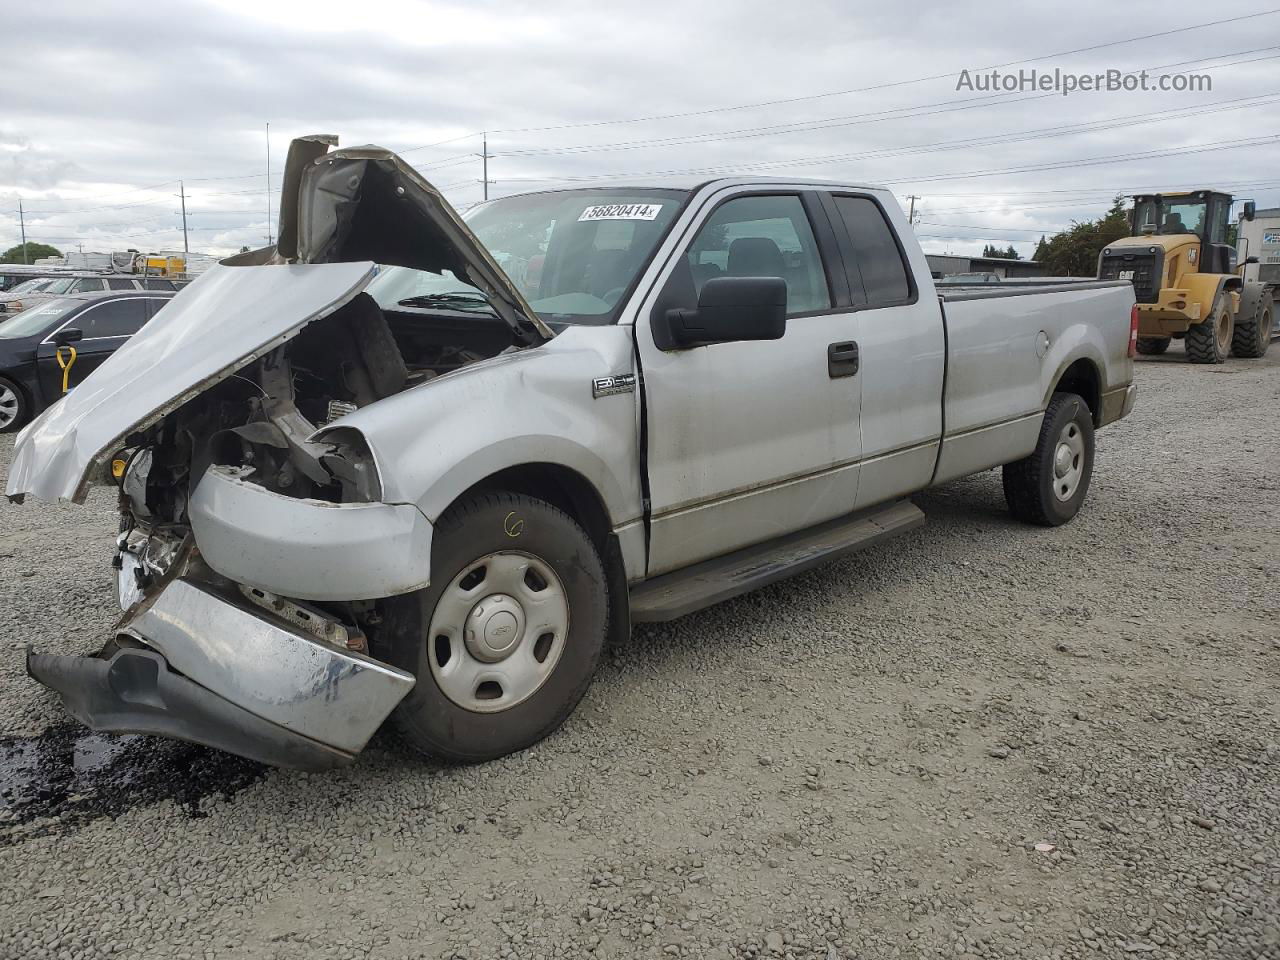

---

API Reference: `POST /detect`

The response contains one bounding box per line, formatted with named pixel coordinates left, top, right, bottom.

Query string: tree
left=1032, top=235, right=1049, bottom=261
left=1037, top=197, right=1130, bottom=277
left=1, top=242, right=61, bottom=264
left=981, top=243, right=1021, bottom=260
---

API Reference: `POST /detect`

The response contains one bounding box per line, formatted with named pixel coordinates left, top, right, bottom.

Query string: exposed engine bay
left=115, top=294, right=518, bottom=574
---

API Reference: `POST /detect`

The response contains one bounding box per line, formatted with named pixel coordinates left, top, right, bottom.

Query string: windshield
left=5, top=278, right=54, bottom=296
left=0, top=298, right=78, bottom=338
left=1133, top=198, right=1207, bottom=237
left=42, top=277, right=79, bottom=295
left=367, top=267, right=490, bottom=312
left=462, top=188, right=687, bottom=325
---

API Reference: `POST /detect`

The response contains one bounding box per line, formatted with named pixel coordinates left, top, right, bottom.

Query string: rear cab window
left=827, top=194, right=916, bottom=309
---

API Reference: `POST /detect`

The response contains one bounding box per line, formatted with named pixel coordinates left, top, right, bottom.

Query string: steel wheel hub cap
left=428, top=551, right=570, bottom=713
left=464, top=593, right=525, bottom=663
left=1052, top=421, right=1085, bottom=502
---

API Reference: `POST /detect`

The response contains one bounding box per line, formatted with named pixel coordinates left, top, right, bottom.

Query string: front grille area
left=1098, top=251, right=1162, bottom=304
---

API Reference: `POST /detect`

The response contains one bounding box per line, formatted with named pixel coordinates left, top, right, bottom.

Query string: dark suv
left=0, top=290, right=174, bottom=431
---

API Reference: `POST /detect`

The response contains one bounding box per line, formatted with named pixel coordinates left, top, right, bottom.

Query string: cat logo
left=592, top=373, right=637, bottom=399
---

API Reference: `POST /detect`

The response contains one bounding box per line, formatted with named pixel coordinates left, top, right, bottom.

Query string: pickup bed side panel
left=933, top=282, right=1133, bottom=484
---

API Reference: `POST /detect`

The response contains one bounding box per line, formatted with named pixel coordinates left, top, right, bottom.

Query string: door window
left=831, top=196, right=913, bottom=307
left=141, top=278, right=176, bottom=290
left=76, top=299, right=150, bottom=338
left=71, top=278, right=106, bottom=293
left=683, top=195, right=830, bottom=316
left=106, top=278, right=135, bottom=290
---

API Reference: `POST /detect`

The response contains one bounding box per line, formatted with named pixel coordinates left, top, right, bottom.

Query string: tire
left=381, top=491, right=609, bottom=763
left=1185, top=299, right=1233, bottom=364
left=1231, top=286, right=1272, bottom=359
left=0, top=376, right=29, bottom=432
left=1135, top=337, right=1170, bottom=355
left=1002, top=392, right=1095, bottom=527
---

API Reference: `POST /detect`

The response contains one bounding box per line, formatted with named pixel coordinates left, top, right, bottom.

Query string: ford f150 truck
left=6, top=135, right=1138, bottom=770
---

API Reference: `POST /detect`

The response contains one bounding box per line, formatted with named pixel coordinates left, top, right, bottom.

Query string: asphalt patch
left=0, top=723, right=265, bottom=840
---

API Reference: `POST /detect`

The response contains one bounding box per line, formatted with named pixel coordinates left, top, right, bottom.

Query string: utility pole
left=479, top=132, right=492, bottom=201
left=906, top=195, right=921, bottom=226
left=177, top=180, right=190, bottom=255
left=266, top=121, right=273, bottom=247
left=18, top=199, right=27, bottom=263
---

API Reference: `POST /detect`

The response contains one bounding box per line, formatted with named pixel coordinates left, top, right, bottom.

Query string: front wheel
left=1002, top=392, right=1095, bottom=527
left=0, top=376, right=29, bottom=432
left=381, top=491, right=609, bottom=763
left=1185, top=301, right=1233, bottom=364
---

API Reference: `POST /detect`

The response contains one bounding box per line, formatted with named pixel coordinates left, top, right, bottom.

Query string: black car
left=0, top=290, right=174, bottom=431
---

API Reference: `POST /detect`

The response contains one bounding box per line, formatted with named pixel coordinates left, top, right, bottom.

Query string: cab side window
left=831, top=196, right=913, bottom=308
left=683, top=195, right=830, bottom=317
left=72, top=278, right=106, bottom=293
left=78, top=299, right=150, bottom=338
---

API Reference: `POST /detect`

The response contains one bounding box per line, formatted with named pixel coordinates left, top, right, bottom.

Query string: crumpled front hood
left=6, top=134, right=547, bottom=505
left=6, top=261, right=374, bottom=503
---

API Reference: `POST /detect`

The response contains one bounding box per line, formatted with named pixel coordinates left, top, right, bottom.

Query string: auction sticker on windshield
left=578, top=203, right=664, bottom=222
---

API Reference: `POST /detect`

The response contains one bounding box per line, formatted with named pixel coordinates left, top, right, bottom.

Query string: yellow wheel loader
left=1097, top=190, right=1276, bottom=363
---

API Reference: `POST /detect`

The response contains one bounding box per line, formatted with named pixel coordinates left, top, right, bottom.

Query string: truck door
left=635, top=190, right=862, bottom=576
left=821, top=193, right=946, bottom=509
left=36, top=297, right=153, bottom=403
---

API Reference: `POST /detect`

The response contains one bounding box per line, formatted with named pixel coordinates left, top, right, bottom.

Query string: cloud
left=3, top=0, right=1278, bottom=257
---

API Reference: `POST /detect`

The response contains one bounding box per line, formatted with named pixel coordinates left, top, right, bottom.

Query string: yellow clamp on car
left=55, top=345, right=78, bottom=394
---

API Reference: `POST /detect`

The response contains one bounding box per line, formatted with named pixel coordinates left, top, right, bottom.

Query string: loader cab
left=1130, top=190, right=1236, bottom=275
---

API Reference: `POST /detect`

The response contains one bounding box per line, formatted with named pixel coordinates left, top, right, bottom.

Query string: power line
left=483, top=8, right=1280, bottom=134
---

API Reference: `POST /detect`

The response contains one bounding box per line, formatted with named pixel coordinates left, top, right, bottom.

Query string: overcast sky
left=4, top=0, right=1279, bottom=260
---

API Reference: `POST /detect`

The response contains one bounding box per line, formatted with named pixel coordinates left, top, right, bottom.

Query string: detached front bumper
left=29, top=577, right=416, bottom=770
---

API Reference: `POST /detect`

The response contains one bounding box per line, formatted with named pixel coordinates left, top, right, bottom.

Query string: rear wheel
left=1231, top=288, right=1272, bottom=359
left=1185, top=300, right=1233, bottom=364
left=1002, top=392, right=1095, bottom=527
left=1135, top=337, right=1170, bottom=355
left=382, top=491, right=609, bottom=763
left=0, top=376, right=28, bottom=432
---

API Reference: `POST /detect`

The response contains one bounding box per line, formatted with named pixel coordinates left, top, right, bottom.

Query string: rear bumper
left=29, top=576, right=416, bottom=770
left=1099, top=383, right=1138, bottom=427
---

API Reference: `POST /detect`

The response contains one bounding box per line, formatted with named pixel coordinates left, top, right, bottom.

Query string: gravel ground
left=0, top=343, right=1277, bottom=960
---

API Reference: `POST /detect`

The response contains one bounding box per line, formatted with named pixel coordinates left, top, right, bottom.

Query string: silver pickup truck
left=7, top=136, right=1137, bottom=770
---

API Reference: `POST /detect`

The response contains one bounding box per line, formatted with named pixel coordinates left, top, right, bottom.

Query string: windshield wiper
left=397, top=292, right=495, bottom=312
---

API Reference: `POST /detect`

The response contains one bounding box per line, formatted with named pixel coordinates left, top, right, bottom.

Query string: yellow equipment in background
left=1097, top=190, right=1275, bottom=363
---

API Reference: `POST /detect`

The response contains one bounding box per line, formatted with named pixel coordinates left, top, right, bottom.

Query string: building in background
left=1237, top=206, right=1280, bottom=287
left=925, top=254, right=1045, bottom=279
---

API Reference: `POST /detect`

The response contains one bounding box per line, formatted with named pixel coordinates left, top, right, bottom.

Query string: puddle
left=0, top=724, right=266, bottom=839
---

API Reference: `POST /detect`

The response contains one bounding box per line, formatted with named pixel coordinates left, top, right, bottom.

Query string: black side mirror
left=1245, top=256, right=1260, bottom=265
left=1242, top=201, right=1257, bottom=222
left=54, top=327, right=83, bottom=345
left=660, top=276, right=787, bottom=349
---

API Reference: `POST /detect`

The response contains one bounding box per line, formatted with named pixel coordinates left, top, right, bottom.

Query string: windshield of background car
left=367, top=266, right=486, bottom=312
left=0, top=298, right=78, bottom=338
left=42, top=277, right=78, bottom=295
left=461, top=188, right=688, bottom=325
left=6, top=278, right=54, bottom=296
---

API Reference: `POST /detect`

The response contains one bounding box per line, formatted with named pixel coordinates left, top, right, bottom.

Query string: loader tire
left=1185, top=301, right=1232, bottom=364
left=1231, top=286, right=1272, bottom=359
left=1135, top=337, right=1170, bottom=355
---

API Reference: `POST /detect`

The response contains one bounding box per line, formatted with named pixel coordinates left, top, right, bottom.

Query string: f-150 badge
left=592, top=373, right=637, bottom=398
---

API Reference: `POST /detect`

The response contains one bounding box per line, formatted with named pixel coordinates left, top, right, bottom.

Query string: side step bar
left=629, top=499, right=925, bottom=623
